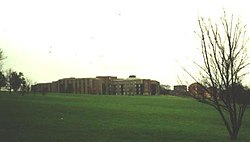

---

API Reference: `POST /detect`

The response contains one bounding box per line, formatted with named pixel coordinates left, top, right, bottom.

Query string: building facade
left=188, top=82, right=214, bottom=98
left=173, top=85, right=188, bottom=95
left=31, top=75, right=160, bottom=96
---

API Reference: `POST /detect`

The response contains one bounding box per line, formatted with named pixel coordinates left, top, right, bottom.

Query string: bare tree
left=190, top=11, right=250, bottom=140
left=25, top=78, right=34, bottom=93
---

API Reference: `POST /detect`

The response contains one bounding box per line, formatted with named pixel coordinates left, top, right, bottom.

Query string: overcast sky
left=0, top=0, right=249, bottom=87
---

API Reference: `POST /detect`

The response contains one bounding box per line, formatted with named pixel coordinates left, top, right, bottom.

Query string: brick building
left=173, top=85, right=188, bottom=95
left=188, top=82, right=214, bottom=98
left=31, top=75, right=160, bottom=96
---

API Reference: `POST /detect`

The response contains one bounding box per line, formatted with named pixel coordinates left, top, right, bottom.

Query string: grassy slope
left=0, top=93, right=249, bottom=142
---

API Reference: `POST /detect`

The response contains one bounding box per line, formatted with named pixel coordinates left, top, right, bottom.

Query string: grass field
left=0, top=92, right=249, bottom=142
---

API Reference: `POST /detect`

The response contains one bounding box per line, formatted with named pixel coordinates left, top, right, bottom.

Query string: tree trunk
left=230, top=133, right=238, bottom=140
left=9, top=87, right=11, bottom=93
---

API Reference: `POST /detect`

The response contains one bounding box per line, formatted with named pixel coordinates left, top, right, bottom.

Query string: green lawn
left=0, top=92, right=249, bottom=142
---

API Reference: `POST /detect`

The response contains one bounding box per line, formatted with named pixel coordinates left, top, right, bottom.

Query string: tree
left=10, top=71, right=22, bottom=92
left=0, top=49, right=6, bottom=70
left=5, top=69, right=13, bottom=92
left=0, top=49, right=6, bottom=89
left=0, top=71, right=6, bottom=90
left=20, top=77, right=27, bottom=95
left=190, top=11, right=250, bottom=140
left=25, top=78, right=33, bottom=93
left=6, top=69, right=26, bottom=93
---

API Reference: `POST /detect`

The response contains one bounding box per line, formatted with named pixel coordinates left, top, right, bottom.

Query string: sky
left=0, top=0, right=250, bottom=87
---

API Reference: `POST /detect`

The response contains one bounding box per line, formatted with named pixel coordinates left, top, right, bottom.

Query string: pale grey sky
left=0, top=0, right=249, bottom=86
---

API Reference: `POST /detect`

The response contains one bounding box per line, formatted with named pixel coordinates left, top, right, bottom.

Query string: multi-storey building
left=188, top=82, right=214, bottom=98
left=31, top=75, right=160, bottom=95
left=173, top=85, right=188, bottom=95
